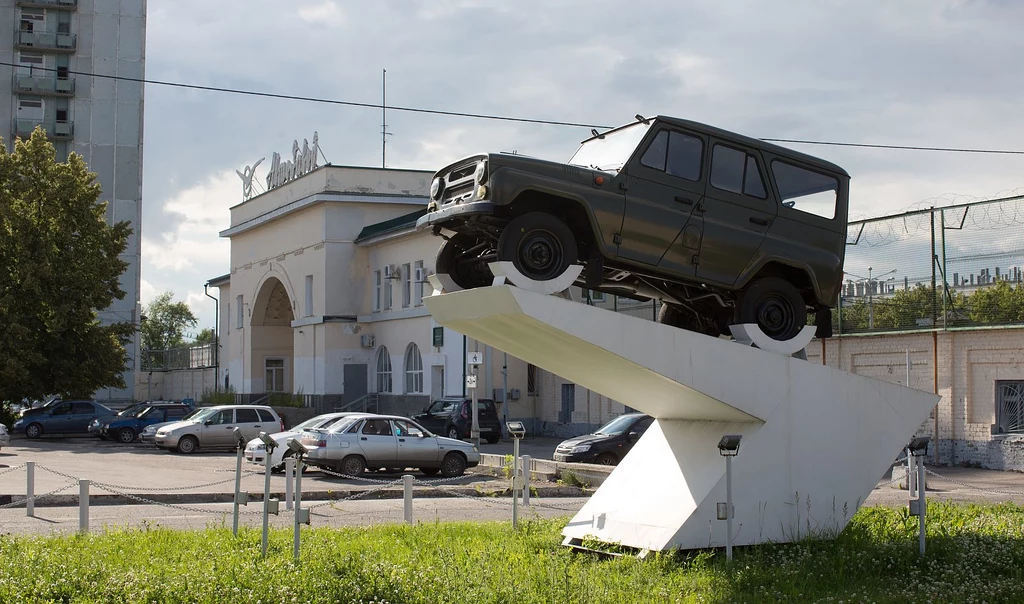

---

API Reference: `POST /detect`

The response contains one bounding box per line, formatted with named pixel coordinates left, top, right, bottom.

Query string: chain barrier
left=411, top=474, right=482, bottom=486
left=0, top=463, right=26, bottom=478
left=315, top=467, right=414, bottom=485
left=89, top=482, right=263, bottom=516
left=0, top=481, right=77, bottom=510
left=307, top=478, right=405, bottom=516
left=35, top=464, right=263, bottom=493
left=422, top=483, right=516, bottom=508
left=924, top=468, right=1024, bottom=497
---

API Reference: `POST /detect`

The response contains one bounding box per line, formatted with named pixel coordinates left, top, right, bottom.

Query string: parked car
left=154, top=405, right=284, bottom=454
left=416, top=114, right=851, bottom=343
left=413, top=397, right=503, bottom=444
left=16, top=397, right=63, bottom=419
left=0, top=423, right=9, bottom=451
left=244, top=412, right=356, bottom=472
left=88, top=402, right=152, bottom=439
left=553, top=413, right=654, bottom=466
left=12, top=400, right=118, bottom=439
left=101, top=403, right=193, bottom=443
left=140, top=408, right=203, bottom=444
left=299, top=413, right=480, bottom=478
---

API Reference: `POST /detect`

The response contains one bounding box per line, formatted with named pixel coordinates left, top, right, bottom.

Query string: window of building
left=996, top=380, right=1024, bottom=434
left=639, top=129, right=703, bottom=181
left=772, top=160, right=839, bottom=219
left=374, top=270, right=382, bottom=311
left=405, top=343, right=423, bottom=393
left=710, top=144, right=767, bottom=199
left=384, top=269, right=393, bottom=310
left=236, top=295, right=243, bottom=328
left=305, top=275, right=313, bottom=316
left=376, top=346, right=392, bottom=392
left=414, top=260, right=425, bottom=306
left=265, top=358, right=285, bottom=392
left=527, top=363, right=538, bottom=396
left=402, top=263, right=412, bottom=308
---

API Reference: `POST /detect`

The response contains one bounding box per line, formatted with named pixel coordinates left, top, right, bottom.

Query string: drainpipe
left=204, top=283, right=219, bottom=394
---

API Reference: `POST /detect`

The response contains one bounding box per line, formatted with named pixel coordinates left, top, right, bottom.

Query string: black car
left=553, top=413, right=654, bottom=465
left=413, top=397, right=503, bottom=444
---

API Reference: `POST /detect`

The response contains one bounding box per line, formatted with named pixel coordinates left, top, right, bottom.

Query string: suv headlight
left=571, top=444, right=591, bottom=453
left=430, top=177, right=444, bottom=200
left=474, top=161, right=488, bottom=185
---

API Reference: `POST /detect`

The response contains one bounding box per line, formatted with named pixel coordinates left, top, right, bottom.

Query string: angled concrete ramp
left=424, top=284, right=939, bottom=552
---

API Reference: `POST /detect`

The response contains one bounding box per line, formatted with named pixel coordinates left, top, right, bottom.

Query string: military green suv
left=415, top=115, right=850, bottom=343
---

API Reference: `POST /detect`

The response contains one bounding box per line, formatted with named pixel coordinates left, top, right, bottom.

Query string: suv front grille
left=438, top=160, right=481, bottom=206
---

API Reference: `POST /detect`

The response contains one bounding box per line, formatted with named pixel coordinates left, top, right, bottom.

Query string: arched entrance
left=250, top=277, right=295, bottom=395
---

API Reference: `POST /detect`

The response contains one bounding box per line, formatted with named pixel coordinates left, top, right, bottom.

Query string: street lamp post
left=846, top=267, right=897, bottom=329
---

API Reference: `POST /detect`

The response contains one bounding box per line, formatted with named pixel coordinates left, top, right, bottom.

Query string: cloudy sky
left=138, top=0, right=1024, bottom=332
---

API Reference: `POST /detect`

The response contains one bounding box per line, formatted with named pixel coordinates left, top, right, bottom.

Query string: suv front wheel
left=735, top=277, right=807, bottom=342
left=497, top=212, right=578, bottom=282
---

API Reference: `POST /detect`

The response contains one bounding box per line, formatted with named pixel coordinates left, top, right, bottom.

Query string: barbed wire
left=849, top=195, right=1024, bottom=249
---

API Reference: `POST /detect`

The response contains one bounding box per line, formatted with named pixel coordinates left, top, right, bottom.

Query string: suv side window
left=632, top=417, right=654, bottom=435
left=710, top=144, right=767, bottom=199
left=771, top=160, right=839, bottom=219
left=639, top=129, right=703, bottom=181
left=236, top=408, right=260, bottom=423
left=208, top=410, right=233, bottom=425
left=256, top=409, right=276, bottom=423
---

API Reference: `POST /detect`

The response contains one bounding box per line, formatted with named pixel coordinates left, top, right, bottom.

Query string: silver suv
left=154, top=405, right=284, bottom=454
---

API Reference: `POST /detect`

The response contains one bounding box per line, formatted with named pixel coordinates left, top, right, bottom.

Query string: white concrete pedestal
left=423, top=284, right=939, bottom=553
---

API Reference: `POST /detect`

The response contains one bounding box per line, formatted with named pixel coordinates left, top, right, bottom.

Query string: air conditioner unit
left=414, top=267, right=426, bottom=282
left=383, top=265, right=395, bottom=280
left=360, top=334, right=375, bottom=348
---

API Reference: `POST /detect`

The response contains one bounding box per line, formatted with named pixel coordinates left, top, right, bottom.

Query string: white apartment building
left=0, top=0, right=147, bottom=402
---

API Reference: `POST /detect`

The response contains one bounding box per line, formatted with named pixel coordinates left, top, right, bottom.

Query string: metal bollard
left=285, top=458, right=294, bottom=511
left=232, top=446, right=243, bottom=537
left=521, top=455, right=531, bottom=506
left=26, top=462, right=34, bottom=517
left=294, top=458, right=305, bottom=563
left=403, top=474, right=414, bottom=524
left=79, top=479, right=89, bottom=533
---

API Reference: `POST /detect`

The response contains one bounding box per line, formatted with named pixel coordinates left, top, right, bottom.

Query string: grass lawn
left=1, top=502, right=1023, bottom=603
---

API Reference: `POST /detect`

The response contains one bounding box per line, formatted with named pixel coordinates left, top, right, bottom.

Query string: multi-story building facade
left=0, top=0, right=147, bottom=402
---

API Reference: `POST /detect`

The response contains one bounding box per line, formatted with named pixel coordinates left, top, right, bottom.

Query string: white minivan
left=154, top=405, right=284, bottom=454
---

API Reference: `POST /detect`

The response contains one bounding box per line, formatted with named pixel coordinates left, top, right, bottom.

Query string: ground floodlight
left=282, top=438, right=308, bottom=459
left=718, top=434, right=742, bottom=456
left=258, top=431, right=278, bottom=451
left=908, top=436, right=930, bottom=456
left=233, top=427, right=246, bottom=449
left=506, top=421, right=526, bottom=439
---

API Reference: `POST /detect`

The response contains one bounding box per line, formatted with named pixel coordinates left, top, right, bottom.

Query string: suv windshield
left=594, top=415, right=638, bottom=436
left=568, top=122, right=651, bottom=172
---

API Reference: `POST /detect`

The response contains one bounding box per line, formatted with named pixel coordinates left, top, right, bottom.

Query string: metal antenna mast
left=381, top=68, right=389, bottom=168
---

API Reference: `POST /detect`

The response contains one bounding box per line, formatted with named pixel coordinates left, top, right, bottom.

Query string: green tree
left=192, top=327, right=216, bottom=345
left=141, top=292, right=197, bottom=351
left=0, top=128, right=134, bottom=406
left=967, top=281, right=1024, bottom=325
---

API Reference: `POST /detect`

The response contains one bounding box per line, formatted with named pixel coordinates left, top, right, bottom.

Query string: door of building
left=560, top=384, right=576, bottom=424
left=343, top=363, right=368, bottom=406
left=431, top=365, right=445, bottom=400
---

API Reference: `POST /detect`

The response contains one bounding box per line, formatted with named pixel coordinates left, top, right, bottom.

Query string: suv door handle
left=674, top=195, right=693, bottom=205
left=749, top=217, right=769, bottom=226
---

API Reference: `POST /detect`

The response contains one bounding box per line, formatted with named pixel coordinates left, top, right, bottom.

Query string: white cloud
left=297, top=1, right=346, bottom=26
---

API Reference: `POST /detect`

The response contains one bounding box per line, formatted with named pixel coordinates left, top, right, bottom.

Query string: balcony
left=15, top=30, right=77, bottom=53
left=13, top=74, right=75, bottom=96
left=16, top=0, right=78, bottom=9
left=14, top=118, right=74, bottom=140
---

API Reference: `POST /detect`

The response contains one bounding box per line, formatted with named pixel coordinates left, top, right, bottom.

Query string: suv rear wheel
left=736, top=276, right=807, bottom=342
left=446, top=426, right=461, bottom=440
left=497, top=212, right=578, bottom=282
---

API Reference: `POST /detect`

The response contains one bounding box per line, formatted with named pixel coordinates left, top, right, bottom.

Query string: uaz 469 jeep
left=415, top=114, right=850, bottom=343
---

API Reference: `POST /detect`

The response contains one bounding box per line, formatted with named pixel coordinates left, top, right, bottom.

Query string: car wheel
left=176, top=436, right=199, bottom=454
left=497, top=212, right=578, bottom=282
left=421, top=468, right=440, bottom=476
left=340, top=455, right=366, bottom=477
left=446, top=426, right=461, bottom=440
left=595, top=452, right=618, bottom=466
left=117, top=428, right=136, bottom=444
left=435, top=233, right=495, bottom=291
left=440, top=452, right=467, bottom=477
left=25, top=423, right=42, bottom=439
left=736, top=276, right=807, bottom=342
left=485, top=435, right=500, bottom=444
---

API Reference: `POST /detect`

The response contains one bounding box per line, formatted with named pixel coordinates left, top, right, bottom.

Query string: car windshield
left=293, top=415, right=341, bottom=431
left=594, top=415, right=638, bottom=436
left=567, top=121, right=651, bottom=172
left=186, top=408, right=217, bottom=422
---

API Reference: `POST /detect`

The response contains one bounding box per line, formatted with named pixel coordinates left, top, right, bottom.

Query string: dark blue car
left=101, top=403, right=192, bottom=443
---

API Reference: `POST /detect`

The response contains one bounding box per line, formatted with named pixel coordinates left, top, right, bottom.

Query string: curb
left=0, top=484, right=589, bottom=508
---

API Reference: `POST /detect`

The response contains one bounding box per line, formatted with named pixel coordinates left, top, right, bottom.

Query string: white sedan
left=299, top=413, right=481, bottom=478
left=244, top=412, right=355, bottom=472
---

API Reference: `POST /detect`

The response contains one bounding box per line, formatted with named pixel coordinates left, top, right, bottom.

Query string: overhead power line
left=4, top=60, right=1024, bottom=156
